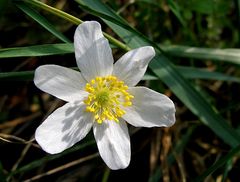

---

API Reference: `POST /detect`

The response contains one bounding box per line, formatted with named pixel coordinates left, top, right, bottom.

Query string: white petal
left=74, top=21, right=114, bottom=81
left=93, top=120, right=130, bottom=170
left=35, top=102, right=93, bottom=154
left=113, top=46, right=155, bottom=86
left=123, top=87, right=175, bottom=127
left=34, top=65, right=88, bottom=103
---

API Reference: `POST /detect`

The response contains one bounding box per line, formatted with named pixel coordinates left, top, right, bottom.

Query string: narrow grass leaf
left=166, top=0, right=186, bottom=27
left=0, top=71, right=34, bottom=81
left=193, top=145, right=240, bottom=182
left=15, top=2, right=71, bottom=43
left=0, top=43, right=73, bottom=58
left=162, top=44, right=240, bottom=65
left=0, top=0, right=9, bottom=17
left=222, top=159, right=233, bottom=182
left=0, top=162, right=6, bottom=182
left=177, top=66, right=240, bottom=83
left=1, top=65, right=239, bottom=83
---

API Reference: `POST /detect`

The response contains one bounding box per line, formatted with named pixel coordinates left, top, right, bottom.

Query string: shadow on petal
left=93, top=121, right=109, bottom=141
left=35, top=102, right=93, bottom=154
left=61, top=103, right=93, bottom=146
left=76, top=37, right=113, bottom=81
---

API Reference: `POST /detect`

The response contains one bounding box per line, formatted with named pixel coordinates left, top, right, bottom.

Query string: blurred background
left=0, top=0, right=240, bottom=181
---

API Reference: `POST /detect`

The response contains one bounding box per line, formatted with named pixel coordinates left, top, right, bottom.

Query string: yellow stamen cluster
left=84, top=76, right=134, bottom=124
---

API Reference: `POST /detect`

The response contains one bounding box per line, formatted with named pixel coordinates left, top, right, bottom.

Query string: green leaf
left=0, top=0, right=9, bottom=17
left=0, top=71, right=34, bottom=81
left=77, top=0, right=240, bottom=147
left=15, top=2, right=71, bottom=43
left=193, top=144, right=240, bottom=182
left=187, top=0, right=214, bottom=14
left=134, top=0, right=160, bottom=6
left=222, top=158, right=234, bottom=182
left=0, top=43, right=73, bottom=58
left=3, top=43, right=240, bottom=67
left=162, top=44, right=240, bottom=65
left=167, top=0, right=186, bottom=27
left=138, top=66, right=240, bottom=83
left=177, top=66, right=240, bottom=83
left=1, top=67, right=238, bottom=82
left=0, top=161, right=6, bottom=182
left=2, top=67, right=239, bottom=82
left=186, top=0, right=230, bottom=15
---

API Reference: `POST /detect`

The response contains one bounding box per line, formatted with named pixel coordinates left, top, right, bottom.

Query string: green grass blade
left=193, top=145, right=240, bottom=182
left=222, top=159, right=233, bottom=182
left=1, top=65, right=239, bottom=83
left=0, top=0, right=9, bottom=17
left=234, top=0, right=240, bottom=46
left=166, top=0, right=186, bottom=27
left=77, top=0, right=240, bottom=147
left=177, top=66, right=240, bottom=82
left=0, top=71, right=34, bottom=81
left=0, top=162, right=6, bottom=182
left=162, top=44, right=240, bottom=65
left=101, top=168, right=110, bottom=182
left=15, top=2, right=71, bottom=43
left=0, top=43, right=73, bottom=58
left=0, top=41, right=238, bottom=83
left=2, top=42, right=240, bottom=68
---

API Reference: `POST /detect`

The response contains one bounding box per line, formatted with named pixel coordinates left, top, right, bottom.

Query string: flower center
left=96, top=90, right=109, bottom=106
left=84, top=76, right=134, bottom=124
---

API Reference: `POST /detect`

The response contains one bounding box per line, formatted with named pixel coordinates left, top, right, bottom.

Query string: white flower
left=34, top=21, right=176, bottom=170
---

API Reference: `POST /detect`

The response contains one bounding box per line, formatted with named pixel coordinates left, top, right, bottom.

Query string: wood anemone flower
left=34, top=21, right=176, bottom=170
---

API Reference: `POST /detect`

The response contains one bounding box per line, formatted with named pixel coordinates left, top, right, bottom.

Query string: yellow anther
left=86, top=106, right=94, bottom=112
left=114, top=118, right=119, bottom=123
left=124, top=102, right=132, bottom=106
left=97, top=119, right=102, bottom=124
left=123, top=85, right=128, bottom=90
left=91, top=79, right=95, bottom=84
left=116, top=108, right=125, bottom=117
left=95, top=114, right=99, bottom=120
left=83, top=75, right=133, bottom=124
left=84, top=99, right=90, bottom=105
left=125, top=96, right=130, bottom=101
left=86, top=87, right=94, bottom=93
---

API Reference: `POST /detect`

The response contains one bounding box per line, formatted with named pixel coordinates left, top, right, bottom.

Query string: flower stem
left=23, top=0, right=82, bottom=24
left=22, top=0, right=131, bottom=51
left=103, top=33, right=130, bottom=52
